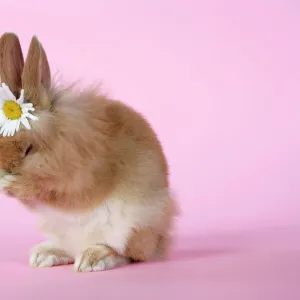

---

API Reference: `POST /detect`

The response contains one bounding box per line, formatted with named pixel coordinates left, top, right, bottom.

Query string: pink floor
left=0, top=223, right=299, bottom=299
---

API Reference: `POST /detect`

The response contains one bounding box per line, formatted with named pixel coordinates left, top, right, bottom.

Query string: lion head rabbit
left=0, top=32, right=177, bottom=272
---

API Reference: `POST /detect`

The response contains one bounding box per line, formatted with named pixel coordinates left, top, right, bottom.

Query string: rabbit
left=0, top=32, right=178, bottom=272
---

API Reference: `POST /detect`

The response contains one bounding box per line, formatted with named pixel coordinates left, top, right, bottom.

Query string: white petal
left=0, top=125, right=5, bottom=135
left=21, top=104, right=35, bottom=115
left=22, top=108, right=35, bottom=113
left=21, top=103, right=34, bottom=109
left=2, top=120, right=13, bottom=137
left=24, top=112, right=38, bottom=121
left=7, top=127, right=13, bottom=137
left=0, top=120, right=9, bottom=135
left=2, top=129, right=8, bottom=137
left=21, top=117, right=31, bottom=130
left=4, top=120, right=12, bottom=137
left=2, top=84, right=16, bottom=101
left=10, top=120, right=18, bottom=136
left=11, top=120, right=18, bottom=136
left=2, top=122, right=10, bottom=137
left=0, top=110, right=6, bottom=125
left=17, top=89, right=25, bottom=104
left=22, top=107, right=35, bottom=114
left=0, top=89, right=7, bottom=105
left=16, top=119, right=21, bottom=132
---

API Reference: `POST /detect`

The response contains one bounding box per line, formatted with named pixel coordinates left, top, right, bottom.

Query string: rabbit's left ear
left=22, top=35, right=51, bottom=109
left=0, top=33, right=24, bottom=97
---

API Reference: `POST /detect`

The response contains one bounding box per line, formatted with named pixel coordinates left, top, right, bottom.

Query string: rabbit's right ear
left=22, top=36, right=51, bottom=109
left=0, top=33, right=24, bottom=97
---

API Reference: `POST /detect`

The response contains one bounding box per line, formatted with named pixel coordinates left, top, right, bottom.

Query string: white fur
left=0, top=175, right=169, bottom=269
left=35, top=190, right=169, bottom=258
left=73, top=245, right=130, bottom=272
left=0, top=174, right=16, bottom=190
left=30, top=241, right=74, bottom=267
left=75, top=256, right=129, bottom=272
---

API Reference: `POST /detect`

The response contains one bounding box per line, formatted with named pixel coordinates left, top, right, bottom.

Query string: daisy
left=0, top=83, right=38, bottom=137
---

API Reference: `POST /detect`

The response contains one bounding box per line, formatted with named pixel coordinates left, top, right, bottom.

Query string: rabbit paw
left=30, top=241, right=74, bottom=268
left=74, top=245, right=130, bottom=272
left=0, top=174, right=16, bottom=191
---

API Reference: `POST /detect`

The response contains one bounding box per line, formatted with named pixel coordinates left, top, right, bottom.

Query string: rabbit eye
left=24, top=144, right=33, bottom=157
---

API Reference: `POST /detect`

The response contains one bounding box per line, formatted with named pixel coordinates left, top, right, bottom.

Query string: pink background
left=0, top=0, right=300, bottom=299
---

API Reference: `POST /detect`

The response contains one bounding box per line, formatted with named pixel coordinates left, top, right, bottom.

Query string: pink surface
left=0, top=224, right=300, bottom=299
left=0, top=0, right=300, bottom=299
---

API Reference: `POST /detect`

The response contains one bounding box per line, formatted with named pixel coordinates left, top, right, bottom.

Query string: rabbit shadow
left=166, top=233, right=247, bottom=262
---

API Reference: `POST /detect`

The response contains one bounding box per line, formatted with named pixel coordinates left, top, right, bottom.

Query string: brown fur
left=0, top=32, right=177, bottom=263
left=0, top=135, right=28, bottom=172
left=22, top=36, right=51, bottom=109
left=125, top=200, right=175, bottom=261
left=0, top=33, right=24, bottom=97
left=125, top=228, right=166, bottom=261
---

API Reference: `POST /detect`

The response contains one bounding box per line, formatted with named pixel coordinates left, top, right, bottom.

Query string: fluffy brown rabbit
left=0, top=32, right=177, bottom=272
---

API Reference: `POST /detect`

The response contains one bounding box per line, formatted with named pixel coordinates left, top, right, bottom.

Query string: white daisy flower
left=0, top=83, right=38, bottom=137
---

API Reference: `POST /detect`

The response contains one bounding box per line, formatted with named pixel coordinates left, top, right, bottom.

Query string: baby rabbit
left=0, top=32, right=177, bottom=272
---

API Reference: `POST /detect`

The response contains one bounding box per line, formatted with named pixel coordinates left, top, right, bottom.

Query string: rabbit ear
left=22, top=35, right=51, bottom=108
left=0, top=33, right=24, bottom=97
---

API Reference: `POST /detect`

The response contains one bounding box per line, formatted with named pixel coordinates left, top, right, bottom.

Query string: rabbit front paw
left=74, top=245, right=130, bottom=272
left=0, top=174, right=16, bottom=191
left=30, top=241, right=74, bottom=268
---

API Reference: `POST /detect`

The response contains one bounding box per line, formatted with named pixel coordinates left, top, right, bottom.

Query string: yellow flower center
left=3, top=100, right=22, bottom=120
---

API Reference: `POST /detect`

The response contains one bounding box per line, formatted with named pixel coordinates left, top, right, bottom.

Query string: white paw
left=30, top=252, right=73, bottom=268
left=0, top=174, right=15, bottom=190
left=74, top=255, right=129, bottom=272
left=74, top=245, right=130, bottom=273
left=29, top=242, right=74, bottom=268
